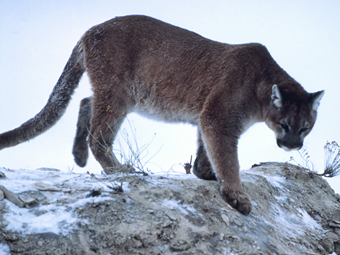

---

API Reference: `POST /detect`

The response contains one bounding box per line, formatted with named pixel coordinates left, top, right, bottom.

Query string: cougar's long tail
left=0, top=41, right=86, bottom=150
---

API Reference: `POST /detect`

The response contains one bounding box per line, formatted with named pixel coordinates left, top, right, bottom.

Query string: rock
left=18, top=190, right=46, bottom=207
left=325, top=231, right=340, bottom=242
left=321, top=237, right=334, bottom=253
left=170, top=240, right=191, bottom=251
left=335, top=242, right=340, bottom=254
left=321, top=231, right=340, bottom=254
left=36, top=167, right=60, bottom=172
left=330, top=221, right=340, bottom=228
left=165, top=211, right=177, bottom=221
left=0, top=162, right=340, bottom=254
left=0, top=185, right=25, bottom=207
left=18, top=194, right=38, bottom=206
left=221, top=213, right=229, bottom=226
left=32, top=182, right=61, bottom=191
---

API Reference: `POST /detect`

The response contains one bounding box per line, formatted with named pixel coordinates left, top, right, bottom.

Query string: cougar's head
left=265, top=84, right=324, bottom=151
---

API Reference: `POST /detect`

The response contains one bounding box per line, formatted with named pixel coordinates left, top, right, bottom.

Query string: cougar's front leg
left=72, top=97, right=92, bottom=167
left=199, top=106, right=252, bottom=215
left=193, top=129, right=217, bottom=180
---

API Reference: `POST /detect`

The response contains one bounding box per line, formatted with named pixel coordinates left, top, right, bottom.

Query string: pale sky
left=0, top=1, right=339, bottom=192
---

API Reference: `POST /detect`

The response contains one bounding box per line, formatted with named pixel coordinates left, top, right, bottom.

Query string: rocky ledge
left=0, top=162, right=340, bottom=254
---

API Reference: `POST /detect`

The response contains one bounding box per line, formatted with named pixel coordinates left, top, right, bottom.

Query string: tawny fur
left=72, top=97, right=92, bottom=167
left=0, top=15, right=324, bottom=215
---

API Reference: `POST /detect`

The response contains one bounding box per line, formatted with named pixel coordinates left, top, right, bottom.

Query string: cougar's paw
left=193, top=145, right=217, bottom=181
left=72, top=138, right=89, bottom=167
left=221, top=189, right=252, bottom=216
left=193, top=162, right=217, bottom=180
left=73, top=149, right=88, bottom=167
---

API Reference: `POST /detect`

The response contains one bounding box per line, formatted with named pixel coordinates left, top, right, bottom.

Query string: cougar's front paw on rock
left=221, top=189, right=252, bottom=215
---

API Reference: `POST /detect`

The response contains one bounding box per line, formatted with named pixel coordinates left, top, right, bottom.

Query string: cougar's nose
left=277, top=140, right=303, bottom=151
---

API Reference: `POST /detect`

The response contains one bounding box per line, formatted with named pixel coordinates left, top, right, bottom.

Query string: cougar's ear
left=310, top=90, right=325, bottom=111
left=271, top=84, right=282, bottom=108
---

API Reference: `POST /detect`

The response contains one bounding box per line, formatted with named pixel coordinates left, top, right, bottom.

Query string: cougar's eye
left=299, top=127, right=308, bottom=134
left=280, top=123, right=289, bottom=132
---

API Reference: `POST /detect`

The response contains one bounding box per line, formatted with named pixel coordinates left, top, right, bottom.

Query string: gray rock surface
left=0, top=162, right=340, bottom=254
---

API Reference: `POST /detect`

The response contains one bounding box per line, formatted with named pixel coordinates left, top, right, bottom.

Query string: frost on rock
left=0, top=162, right=340, bottom=255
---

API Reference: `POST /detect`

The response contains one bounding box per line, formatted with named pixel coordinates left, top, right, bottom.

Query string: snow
left=265, top=176, right=324, bottom=235
left=4, top=201, right=78, bottom=235
left=245, top=166, right=325, bottom=240
left=161, top=199, right=197, bottom=215
left=0, top=164, right=328, bottom=249
left=0, top=166, right=197, bottom=237
left=154, top=169, right=198, bottom=180
left=0, top=244, right=10, bottom=255
left=264, top=175, right=286, bottom=189
left=3, top=195, right=115, bottom=235
left=298, top=208, right=323, bottom=230
left=0, top=167, right=124, bottom=235
left=271, top=203, right=323, bottom=237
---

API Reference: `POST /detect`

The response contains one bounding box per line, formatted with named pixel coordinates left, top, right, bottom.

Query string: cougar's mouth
left=277, top=140, right=303, bottom=151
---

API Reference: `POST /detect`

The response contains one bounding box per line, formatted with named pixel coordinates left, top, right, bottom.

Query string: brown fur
left=0, top=15, right=324, bottom=215
left=72, top=97, right=92, bottom=167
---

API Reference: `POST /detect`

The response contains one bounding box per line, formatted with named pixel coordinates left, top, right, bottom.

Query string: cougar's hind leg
left=89, top=112, right=124, bottom=174
left=72, top=97, right=92, bottom=167
left=88, top=92, right=133, bottom=174
left=193, top=128, right=217, bottom=180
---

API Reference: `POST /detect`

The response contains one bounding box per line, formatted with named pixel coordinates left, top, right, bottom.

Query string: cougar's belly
left=134, top=103, right=199, bottom=125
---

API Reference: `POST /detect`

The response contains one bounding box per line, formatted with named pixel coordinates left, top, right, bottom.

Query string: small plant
left=88, top=118, right=161, bottom=175
left=67, top=165, right=75, bottom=173
left=289, top=141, right=340, bottom=178
left=111, top=119, right=162, bottom=175
left=288, top=147, right=315, bottom=171
left=183, top=155, right=192, bottom=174
left=164, top=163, right=183, bottom=176
left=299, top=148, right=314, bottom=170
left=317, top=141, right=340, bottom=178
left=106, top=182, right=124, bottom=193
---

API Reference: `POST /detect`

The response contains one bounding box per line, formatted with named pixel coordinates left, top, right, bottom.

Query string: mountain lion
left=0, top=15, right=324, bottom=215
